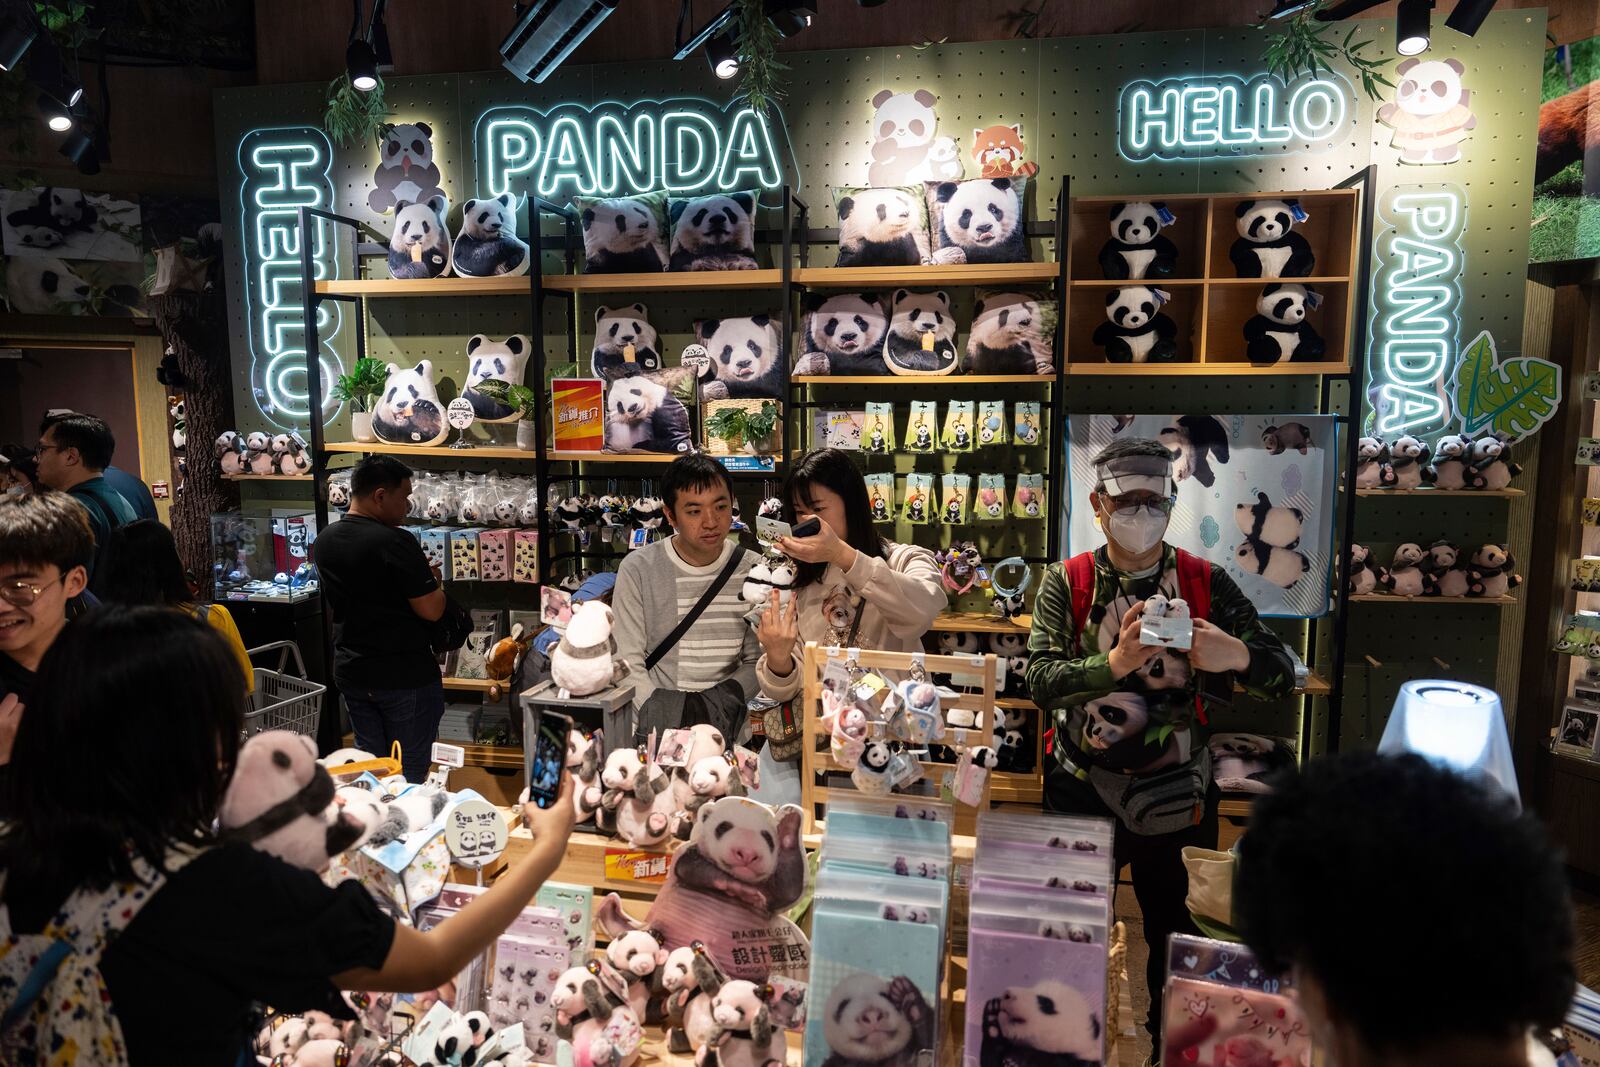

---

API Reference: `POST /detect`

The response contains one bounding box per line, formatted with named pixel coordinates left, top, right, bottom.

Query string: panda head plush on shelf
left=372, top=361, right=449, bottom=447
left=930, top=177, right=1027, bottom=265
left=462, top=334, right=530, bottom=423
left=669, top=191, right=758, bottom=272
left=451, top=193, right=530, bottom=278
left=884, top=289, right=959, bottom=376
left=795, top=292, right=889, bottom=377
left=695, top=315, right=784, bottom=399
left=591, top=304, right=663, bottom=382
left=1091, top=287, right=1177, bottom=363
left=1243, top=283, right=1326, bottom=365
left=1229, top=199, right=1315, bottom=279
left=836, top=186, right=930, bottom=269
left=1098, top=201, right=1178, bottom=280
left=385, top=195, right=452, bottom=280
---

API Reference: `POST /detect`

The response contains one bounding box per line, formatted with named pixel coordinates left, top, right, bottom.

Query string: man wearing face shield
left=1027, top=438, right=1293, bottom=1052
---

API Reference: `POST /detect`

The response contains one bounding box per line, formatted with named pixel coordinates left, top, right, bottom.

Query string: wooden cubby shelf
left=1070, top=361, right=1351, bottom=377
left=1349, top=594, right=1518, bottom=605
left=547, top=269, right=784, bottom=292
left=1353, top=487, right=1525, bottom=498
left=794, top=262, right=1061, bottom=288
left=931, top=611, right=1032, bottom=633
left=547, top=451, right=681, bottom=464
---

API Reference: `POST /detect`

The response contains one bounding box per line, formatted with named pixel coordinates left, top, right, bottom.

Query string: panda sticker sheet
left=1066, top=413, right=1337, bottom=617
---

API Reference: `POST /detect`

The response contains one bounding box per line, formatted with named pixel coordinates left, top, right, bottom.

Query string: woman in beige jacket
left=755, top=448, right=947, bottom=703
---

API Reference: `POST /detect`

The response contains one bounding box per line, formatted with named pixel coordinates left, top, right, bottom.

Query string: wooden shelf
left=1354, top=487, right=1525, bottom=498
left=991, top=672, right=1330, bottom=703
left=989, top=772, right=1043, bottom=805
left=1350, top=593, right=1517, bottom=605
left=316, top=277, right=530, bottom=298
left=223, top=473, right=312, bottom=482
left=323, top=441, right=536, bottom=460
left=443, top=677, right=499, bottom=692
left=460, top=742, right=524, bottom=771
left=1069, top=361, right=1350, bottom=376
left=1205, top=275, right=1351, bottom=286
left=794, top=262, right=1061, bottom=288
left=930, top=611, right=1031, bottom=633
left=547, top=451, right=680, bottom=463
left=1070, top=277, right=1206, bottom=288
left=792, top=374, right=1055, bottom=384
left=1217, top=797, right=1255, bottom=819
left=545, top=269, right=784, bottom=292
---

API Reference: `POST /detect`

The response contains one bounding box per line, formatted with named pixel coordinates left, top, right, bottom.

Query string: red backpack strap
left=1065, top=552, right=1096, bottom=655
left=1174, top=548, right=1215, bottom=725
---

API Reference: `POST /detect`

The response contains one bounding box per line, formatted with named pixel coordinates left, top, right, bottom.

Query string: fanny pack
left=1086, top=745, right=1212, bottom=837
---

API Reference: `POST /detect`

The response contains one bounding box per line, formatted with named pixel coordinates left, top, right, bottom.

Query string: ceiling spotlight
left=346, top=38, right=379, bottom=91
left=59, top=124, right=96, bottom=174
left=706, top=28, right=740, bottom=80
left=501, top=0, right=622, bottom=84
left=766, top=0, right=814, bottom=37
left=27, top=40, right=80, bottom=107
left=38, top=93, right=70, bottom=132
left=1397, top=0, right=1432, bottom=56
left=1444, top=0, right=1496, bottom=37
left=0, top=3, right=36, bottom=72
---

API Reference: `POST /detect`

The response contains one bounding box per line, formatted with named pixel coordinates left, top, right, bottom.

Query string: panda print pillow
left=669, top=192, right=759, bottom=272
left=925, top=176, right=1029, bottom=265
left=451, top=193, right=530, bottom=277
left=832, top=186, right=931, bottom=269
left=694, top=315, right=784, bottom=398
left=966, top=289, right=1056, bottom=375
left=386, top=195, right=452, bottom=280
left=573, top=191, right=669, bottom=274
left=794, top=292, right=890, bottom=376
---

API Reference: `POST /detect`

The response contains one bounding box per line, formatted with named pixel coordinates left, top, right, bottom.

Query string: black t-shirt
left=5, top=843, right=395, bottom=1067
left=0, top=650, right=32, bottom=704
left=313, top=514, right=439, bottom=688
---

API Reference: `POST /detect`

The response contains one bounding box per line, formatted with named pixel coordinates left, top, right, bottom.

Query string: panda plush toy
left=884, top=289, right=959, bottom=376
left=1243, top=283, right=1326, bottom=365
left=1098, top=201, right=1178, bottom=280
left=385, top=195, right=452, bottom=280
left=928, top=177, right=1028, bottom=264
left=794, top=292, right=889, bottom=376
left=1235, top=538, right=1311, bottom=590
left=1092, top=287, right=1177, bottom=363
left=579, top=194, right=669, bottom=274
left=450, top=193, right=530, bottom=277
left=835, top=186, right=931, bottom=268
left=1388, top=433, right=1432, bottom=490
left=695, top=315, right=785, bottom=398
left=965, top=291, right=1053, bottom=375
left=669, top=192, right=758, bottom=272
left=604, top=375, right=693, bottom=454
left=592, top=304, right=664, bottom=381
left=372, top=361, right=449, bottom=446
left=462, top=334, right=530, bottom=423
left=1230, top=199, right=1315, bottom=278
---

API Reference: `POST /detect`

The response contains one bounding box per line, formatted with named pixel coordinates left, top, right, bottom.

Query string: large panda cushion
left=694, top=314, right=785, bottom=398
left=573, top=191, right=669, bottom=274
left=883, top=289, right=959, bottom=377
left=966, top=289, right=1056, bottom=375
left=925, top=176, right=1030, bottom=265
left=831, top=186, right=931, bottom=269
left=385, top=195, right=452, bottom=280
left=451, top=193, right=530, bottom=277
left=372, top=360, right=449, bottom=446
left=462, top=334, right=530, bottom=423
left=591, top=303, right=664, bottom=381
left=668, top=191, right=759, bottom=272
left=794, top=292, right=890, bottom=376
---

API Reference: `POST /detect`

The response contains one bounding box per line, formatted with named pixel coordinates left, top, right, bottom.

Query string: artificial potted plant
left=704, top=400, right=780, bottom=455
left=333, top=357, right=388, bottom=442
left=473, top=380, right=541, bottom=450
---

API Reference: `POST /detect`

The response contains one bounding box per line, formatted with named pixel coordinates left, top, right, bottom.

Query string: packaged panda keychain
left=865, top=473, right=896, bottom=524
left=1014, top=402, right=1042, bottom=447
left=975, top=474, right=1007, bottom=522
left=977, top=400, right=1008, bottom=447
left=885, top=678, right=945, bottom=746
left=940, top=401, right=975, bottom=453
left=906, top=401, right=937, bottom=454
left=940, top=474, right=970, bottom=525
left=903, top=472, right=933, bottom=524
left=862, top=402, right=896, bottom=454
left=1013, top=474, right=1045, bottom=520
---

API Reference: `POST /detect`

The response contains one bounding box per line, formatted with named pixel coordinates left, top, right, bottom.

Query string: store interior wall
left=0, top=346, right=139, bottom=473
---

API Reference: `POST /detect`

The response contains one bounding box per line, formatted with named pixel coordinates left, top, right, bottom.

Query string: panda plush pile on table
left=1230, top=199, right=1315, bottom=278
left=385, top=195, right=452, bottom=280
left=462, top=334, right=530, bottom=423
left=604, top=374, right=693, bottom=454
left=450, top=193, right=530, bottom=277
left=1098, top=201, right=1178, bottom=280
left=883, top=289, right=959, bottom=376
left=965, top=290, right=1053, bottom=375
left=669, top=192, right=759, bottom=272
left=1243, top=283, right=1325, bottom=365
left=794, top=292, right=890, bottom=376
left=1091, top=286, right=1177, bottom=363
left=578, top=193, right=669, bottom=274
left=927, top=177, right=1028, bottom=265
left=591, top=304, right=664, bottom=381
left=372, top=360, right=449, bottom=446
left=834, top=185, right=931, bottom=268
left=695, top=315, right=785, bottom=398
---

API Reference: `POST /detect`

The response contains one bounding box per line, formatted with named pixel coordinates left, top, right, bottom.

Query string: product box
left=479, top=528, right=512, bottom=582
left=420, top=527, right=451, bottom=581
left=552, top=378, right=604, bottom=452
left=513, top=529, right=540, bottom=584
left=824, top=410, right=865, bottom=450
left=1580, top=437, right=1600, bottom=466
left=450, top=528, right=482, bottom=581
left=535, top=881, right=595, bottom=966
left=1557, top=702, right=1600, bottom=758
left=1585, top=498, right=1600, bottom=527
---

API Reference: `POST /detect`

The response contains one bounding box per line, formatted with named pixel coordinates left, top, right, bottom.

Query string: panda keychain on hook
left=989, top=556, right=1032, bottom=619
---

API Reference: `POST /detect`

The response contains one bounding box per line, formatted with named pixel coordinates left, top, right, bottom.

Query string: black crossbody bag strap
left=645, top=549, right=744, bottom=671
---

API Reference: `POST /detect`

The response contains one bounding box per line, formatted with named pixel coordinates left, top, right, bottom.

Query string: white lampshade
left=1378, top=680, right=1519, bottom=808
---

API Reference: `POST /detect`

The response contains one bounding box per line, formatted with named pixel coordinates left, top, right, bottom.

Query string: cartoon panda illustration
left=604, top=375, right=692, bottom=454
left=450, top=193, right=530, bottom=277
left=372, top=361, right=449, bottom=446
left=836, top=187, right=928, bottom=268
left=1261, top=422, right=1313, bottom=456
left=669, top=192, right=758, bottom=272
left=795, top=292, right=890, bottom=376
left=1229, top=199, right=1315, bottom=278
left=581, top=196, right=668, bottom=273
left=591, top=304, right=663, bottom=381
left=1098, top=201, right=1178, bottom=280
left=1377, top=58, right=1477, bottom=165
left=1158, top=415, right=1230, bottom=488
left=369, top=122, right=446, bottom=214
left=697, top=315, right=784, bottom=399
left=4, top=255, right=91, bottom=314
left=867, top=88, right=963, bottom=186
left=884, top=289, right=958, bottom=376
left=1233, top=492, right=1304, bottom=550
left=1235, top=540, right=1311, bottom=589
left=386, top=196, right=451, bottom=280
left=931, top=178, right=1027, bottom=265
left=1243, top=283, right=1325, bottom=364
left=966, top=292, right=1051, bottom=375
left=980, top=980, right=1102, bottom=1067
left=819, top=973, right=935, bottom=1067
left=462, top=334, right=530, bottom=423
left=1093, top=287, right=1177, bottom=363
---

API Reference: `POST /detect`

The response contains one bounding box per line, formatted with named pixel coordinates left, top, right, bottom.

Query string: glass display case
left=210, top=509, right=320, bottom=603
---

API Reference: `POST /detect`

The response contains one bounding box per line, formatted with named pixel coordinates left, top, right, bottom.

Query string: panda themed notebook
left=803, top=906, right=942, bottom=1067
left=964, top=929, right=1106, bottom=1067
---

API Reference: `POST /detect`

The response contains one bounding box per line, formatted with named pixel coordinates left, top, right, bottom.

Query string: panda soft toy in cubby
left=372, top=361, right=449, bottom=446
left=927, top=177, right=1028, bottom=265
left=794, top=292, right=889, bottom=376
left=834, top=186, right=931, bottom=268
left=591, top=304, right=664, bottom=382
left=1099, top=201, right=1179, bottom=280
left=1387, top=434, right=1431, bottom=490
left=1092, top=286, right=1177, bottom=363
left=883, top=289, right=959, bottom=376
left=1243, top=283, right=1326, bottom=365
left=463, top=334, right=530, bottom=423
left=1229, top=199, right=1315, bottom=278
left=385, top=195, right=452, bottom=280
left=450, top=193, right=530, bottom=277
left=1347, top=543, right=1379, bottom=595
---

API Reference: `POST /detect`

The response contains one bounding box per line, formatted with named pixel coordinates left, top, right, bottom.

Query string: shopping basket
left=243, top=640, right=325, bottom=738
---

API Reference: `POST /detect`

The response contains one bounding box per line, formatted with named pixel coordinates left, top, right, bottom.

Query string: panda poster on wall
left=1066, top=413, right=1337, bottom=617
left=2, top=186, right=142, bottom=261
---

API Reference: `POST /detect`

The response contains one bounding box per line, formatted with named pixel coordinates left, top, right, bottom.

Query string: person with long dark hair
left=0, top=606, right=575, bottom=1065
left=101, top=519, right=254, bottom=691
left=755, top=446, right=944, bottom=701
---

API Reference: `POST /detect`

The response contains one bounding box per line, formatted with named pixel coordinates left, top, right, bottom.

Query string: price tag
left=431, top=742, right=465, bottom=768
left=444, top=799, right=508, bottom=868
left=629, top=528, right=649, bottom=550
left=446, top=397, right=476, bottom=430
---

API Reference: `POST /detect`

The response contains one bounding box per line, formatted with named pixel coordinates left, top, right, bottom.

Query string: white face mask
left=1105, top=504, right=1168, bottom=555
left=3, top=486, right=24, bottom=499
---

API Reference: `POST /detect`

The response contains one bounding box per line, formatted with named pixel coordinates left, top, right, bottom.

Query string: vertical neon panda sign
left=238, top=127, right=342, bottom=429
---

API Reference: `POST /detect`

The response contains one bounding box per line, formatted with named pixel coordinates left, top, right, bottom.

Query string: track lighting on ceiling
left=501, top=0, right=622, bottom=84
left=1396, top=0, right=1432, bottom=56
left=706, top=27, right=740, bottom=79
left=27, top=39, right=80, bottom=108
left=766, top=0, right=814, bottom=38
left=38, top=92, right=70, bottom=132
left=0, top=1, right=36, bottom=72
left=59, top=121, right=97, bottom=175
left=855, top=0, right=888, bottom=7
left=1443, top=0, right=1496, bottom=36
left=346, top=38, right=379, bottom=91
left=346, top=0, right=389, bottom=91
left=1314, top=0, right=1495, bottom=49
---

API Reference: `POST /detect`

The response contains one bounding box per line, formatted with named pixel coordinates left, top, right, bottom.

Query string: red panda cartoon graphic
left=972, top=124, right=1040, bottom=179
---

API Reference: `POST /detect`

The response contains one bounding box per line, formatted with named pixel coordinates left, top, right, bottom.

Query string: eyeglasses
left=0, top=574, right=63, bottom=608
left=1105, top=494, right=1175, bottom=515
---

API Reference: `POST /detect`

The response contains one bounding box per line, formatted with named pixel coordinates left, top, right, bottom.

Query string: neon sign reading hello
left=237, top=127, right=342, bottom=428
left=476, top=99, right=782, bottom=201
left=1118, top=73, right=1351, bottom=162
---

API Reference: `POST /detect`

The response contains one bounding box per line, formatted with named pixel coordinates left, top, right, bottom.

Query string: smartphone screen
left=792, top=516, right=821, bottom=538
left=528, top=711, right=571, bottom=809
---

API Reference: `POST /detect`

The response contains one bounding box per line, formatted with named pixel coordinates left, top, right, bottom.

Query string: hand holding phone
left=791, top=516, right=821, bottom=539
left=527, top=710, right=573, bottom=810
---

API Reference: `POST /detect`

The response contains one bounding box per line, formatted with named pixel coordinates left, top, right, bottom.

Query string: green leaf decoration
left=1451, top=329, right=1563, bottom=442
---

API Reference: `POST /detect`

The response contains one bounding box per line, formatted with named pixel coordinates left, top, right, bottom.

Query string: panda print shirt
left=1026, top=546, right=1294, bottom=779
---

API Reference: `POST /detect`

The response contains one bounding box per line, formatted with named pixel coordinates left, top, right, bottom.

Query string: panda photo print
left=2, top=186, right=142, bottom=262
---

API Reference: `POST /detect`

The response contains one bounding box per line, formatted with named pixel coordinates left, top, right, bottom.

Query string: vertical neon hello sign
left=1367, top=183, right=1466, bottom=437
left=476, top=99, right=782, bottom=202
left=1118, top=72, right=1351, bottom=162
left=238, top=127, right=342, bottom=429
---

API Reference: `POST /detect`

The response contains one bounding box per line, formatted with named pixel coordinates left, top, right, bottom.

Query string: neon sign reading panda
left=476, top=99, right=783, bottom=201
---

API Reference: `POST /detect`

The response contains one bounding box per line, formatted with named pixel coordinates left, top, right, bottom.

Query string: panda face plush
left=884, top=289, right=959, bottom=376
left=835, top=186, right=929, bottom=268
left=1236, top=200, right=1298, bottom=245
left=372, top=360, right=449, bottom=446
left=452, top=193, right=530, bottom=278
left=591, top=304, right=662, bottom=381
left=387, top=195, right=452, bottom=280
left=1109, top=202, right=1169, bottom=247
left=578, top=193, right=669, bottom=274
left=1230, top=199, right=1314, bottom=278
left=1105, top=286, right=1164, bottom=330
left=669, top=192, right=758, bottom=272
left=1256, top=283, right=1319, bottom=325
left=929, top=177, right=1028, bottom=264
left=696, top=315, right=783, bottom=398
left=463, top=334, right=531, bottom=423
left=799, top=292, right=889, bottom=376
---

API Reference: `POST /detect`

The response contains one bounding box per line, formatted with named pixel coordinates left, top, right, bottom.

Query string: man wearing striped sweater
left=611, top=454, right=760, bottom=746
